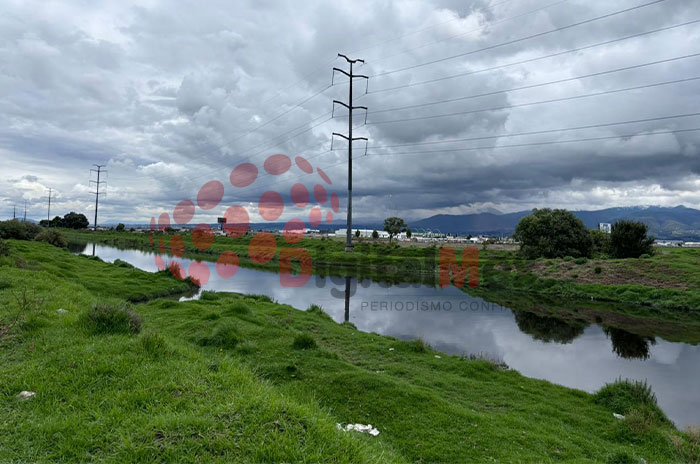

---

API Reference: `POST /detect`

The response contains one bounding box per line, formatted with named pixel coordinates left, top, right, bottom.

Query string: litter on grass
left=16, top=391, right=35, bottom=400
left=337, top=423, right=380, bottom=436
left=613, top=413, right=625, bottom=420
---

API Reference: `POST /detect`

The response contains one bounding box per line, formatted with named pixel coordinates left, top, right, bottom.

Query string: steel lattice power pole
left=331, top=53, right=368, bottom=252
left=90, top=164, right=107, bottom=231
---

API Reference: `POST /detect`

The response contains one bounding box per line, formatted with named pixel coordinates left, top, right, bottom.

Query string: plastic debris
left=56, top=308, right=68, bottom=314
left=613, top=413, right=625, bottom=420
left=389, top=348, right=394, bottom=351
left=434, top=355, right=441, bottom=359
left=17, top=391, right=35, bottom=400
left=337, top=423, right=380, bottom=436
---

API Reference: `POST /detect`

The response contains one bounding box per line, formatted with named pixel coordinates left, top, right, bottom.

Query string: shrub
left=590, top=229, right=612, bottom=256
left=514, top=209, right=592, bottom=259
left=82, top=304, right=142, bottom=335
left=116, top=223, right=125, bottom=232
left=35, top=229, right=67, bottom=248
left=196, top=322, right=240, bottom=348
left=610, top=220, right=654, bottom=258
left=0, top=220, right=43, bottom=240
left=292, top=333, right=317, bottom=350
left=639, top=253, right=651, bottom=259
left=0, top=239, right=10, bottom=257
left=594, top=266, right=602, bottom=274
left=574, top=257, right=587, bottom=265
left=594, top=379, right=668, bottom=424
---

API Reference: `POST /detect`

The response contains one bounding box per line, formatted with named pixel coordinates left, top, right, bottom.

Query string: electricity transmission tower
left=90, top=164, right=107, bottom=231
left=23, top=200, right=27, bottom=222
left=331, top=53, right=368, bottom=252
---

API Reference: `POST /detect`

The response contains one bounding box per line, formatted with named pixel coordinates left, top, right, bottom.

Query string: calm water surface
left=73, top=242, right=700, bottom=428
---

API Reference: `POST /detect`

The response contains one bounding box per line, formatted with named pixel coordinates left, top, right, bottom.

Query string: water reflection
left=513, top=311, right=588, bottom=344
left=71, top=242, right=700, bottom=428
left=605, top=327, right=657, bottom=360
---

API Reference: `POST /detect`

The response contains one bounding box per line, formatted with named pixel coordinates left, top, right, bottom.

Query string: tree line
left=514, top=208, right=654, bottom=259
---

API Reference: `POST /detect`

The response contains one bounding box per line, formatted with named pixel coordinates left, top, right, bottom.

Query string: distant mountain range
left=410, top=206, right=700, bottom=240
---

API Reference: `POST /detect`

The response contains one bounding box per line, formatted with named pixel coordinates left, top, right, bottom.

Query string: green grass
left=1, top=240, right=698, bottom=462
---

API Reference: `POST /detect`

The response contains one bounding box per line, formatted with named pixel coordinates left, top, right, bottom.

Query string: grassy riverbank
left=1, top=240, right=698, bottom=462
left=62, top=229, right=700, bottom=315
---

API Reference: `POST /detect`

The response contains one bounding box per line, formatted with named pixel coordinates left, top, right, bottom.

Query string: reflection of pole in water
left=92, top=243, right=96, bottom=257
left=344, top=276, right=351, bottom=323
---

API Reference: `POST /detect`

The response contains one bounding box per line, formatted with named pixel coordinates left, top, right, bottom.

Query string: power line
left=364, top=75, right=700, bottom=125
left=366, top=127, right=700, bottom=156
left=366, top=0, right=569, bottom=64
left=365, top=18, right=700, bottom=95
left=366, top=52, right=700, bottom=116
left=369, top=0, right=666, bottom=78
left=347, top=0, right=521, bottom=57
left=365, top=112, right=700, bottom=150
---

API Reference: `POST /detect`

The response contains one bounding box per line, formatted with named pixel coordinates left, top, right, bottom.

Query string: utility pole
left=13, top=205, right=16, bottom=219
left=47, top=188, right=52, bottom=226
left=23, top=200, right=27, bottom=222
left=331, top=53, right=368, bottom=252
left=90, top=164, right=107, bottom=231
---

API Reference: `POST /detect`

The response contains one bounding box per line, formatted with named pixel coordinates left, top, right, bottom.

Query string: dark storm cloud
left=1, top=0, right=699, bottom=223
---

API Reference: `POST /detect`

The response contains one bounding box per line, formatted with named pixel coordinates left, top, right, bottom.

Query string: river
left=71, top=242, right=700, bottom=428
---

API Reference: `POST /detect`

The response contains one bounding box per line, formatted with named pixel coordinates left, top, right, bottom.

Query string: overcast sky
left=1, top=0, right=699, bottom=225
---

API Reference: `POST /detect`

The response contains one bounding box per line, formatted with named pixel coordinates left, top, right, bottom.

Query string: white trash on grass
left=17, top=391, right=35, bottom=399
left=337, top=423, right=380, bottom=436
left=613, top=413, right=625, bottom=420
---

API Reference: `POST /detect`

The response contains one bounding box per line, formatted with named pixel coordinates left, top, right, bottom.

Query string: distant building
left=598, top=223, right=612, bottom=233
left=335, top=229, right=390, bottom=239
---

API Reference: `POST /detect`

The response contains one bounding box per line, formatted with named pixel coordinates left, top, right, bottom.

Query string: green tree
left=372, top=230, right=379, bottom=240
left=610, top=220, right=654, bottom=258
left=590, top=229, right=612, bottom=256
left=355, top=229, right=361, bottom=238
left=116, top=223, right=126, bottom=232
left=62, top=212, right=90, bottom=229
left=514, top=208, right=592, bottom=259
left=383, top=217, right=407, bottom=244
left=406, top=228, right=412, bottom=239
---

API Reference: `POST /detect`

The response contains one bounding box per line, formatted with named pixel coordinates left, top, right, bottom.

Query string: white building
left=335, top=229, right=390, bottom=238
left=598, top=223, right=612, bottom=233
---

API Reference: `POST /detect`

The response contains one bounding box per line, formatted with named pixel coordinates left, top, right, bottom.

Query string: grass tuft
left=605, top=450, right=637, bottom=464
left=408, top=337, right=429, bottom=353
left=292, top=333, right=317, bottom=350
left=199, top=291, right=219, bottom=301
left=594, top=379, right=668, bottom=425
left=226, top=300, right=251, bottom=315
left=139, top=331, right=170, bottom=357
left=196, top=322, right=240, bottom=348
left=81, top=303, right=142, bottom=335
